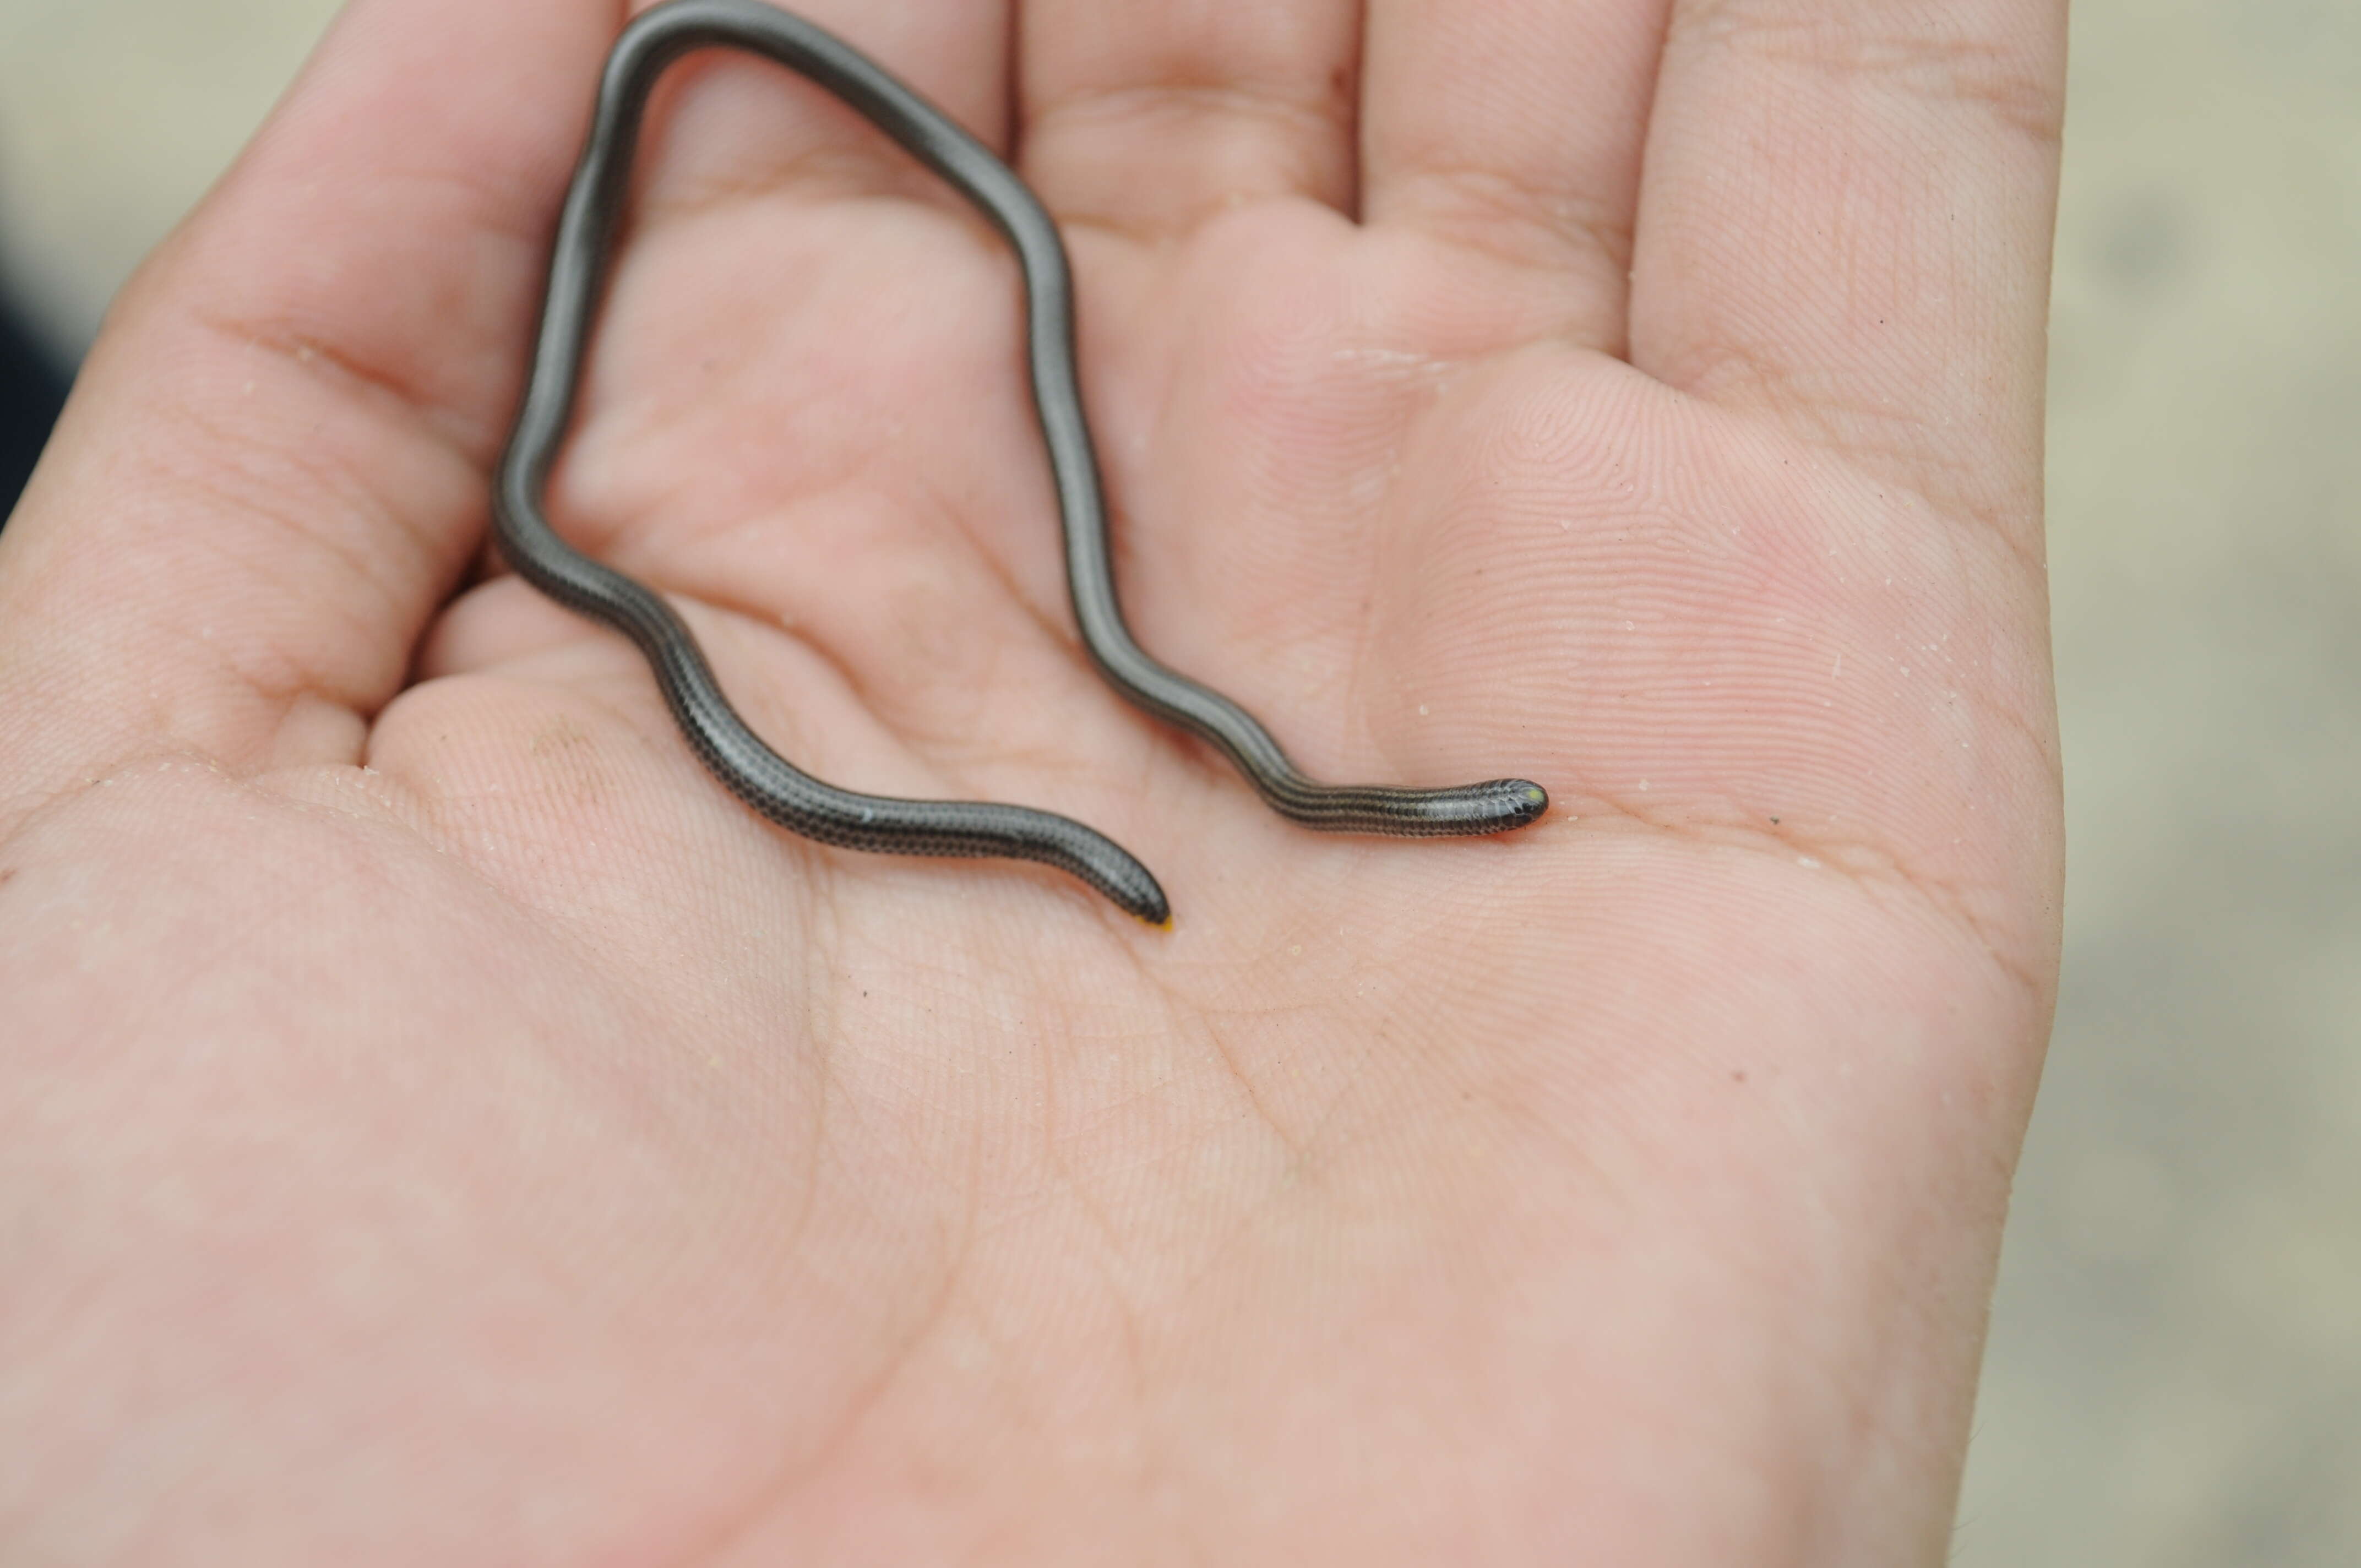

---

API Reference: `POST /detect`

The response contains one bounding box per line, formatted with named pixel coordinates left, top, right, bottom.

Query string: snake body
left=494, top=0, right=1548, bottom=925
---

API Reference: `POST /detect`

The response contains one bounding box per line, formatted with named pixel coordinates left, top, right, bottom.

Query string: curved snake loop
left=494, top=0, right=1549, bottom=927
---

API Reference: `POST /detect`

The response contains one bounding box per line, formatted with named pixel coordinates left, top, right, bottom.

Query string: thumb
left=0, top=0, right=616, bottom=811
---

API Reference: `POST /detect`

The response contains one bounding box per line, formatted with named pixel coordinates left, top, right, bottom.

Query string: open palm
left=0, top=0, right=2065, bottom=1561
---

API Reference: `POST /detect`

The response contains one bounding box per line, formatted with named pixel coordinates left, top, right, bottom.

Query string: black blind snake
left=493, top=0, right=1549, bottom=927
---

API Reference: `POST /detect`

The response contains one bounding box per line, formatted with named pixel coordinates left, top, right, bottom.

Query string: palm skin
left=0, top=0, right=2065, bottom=1562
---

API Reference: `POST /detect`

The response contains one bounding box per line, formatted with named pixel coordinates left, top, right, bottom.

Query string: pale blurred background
left=1, top=0, right=2354, bottom=1558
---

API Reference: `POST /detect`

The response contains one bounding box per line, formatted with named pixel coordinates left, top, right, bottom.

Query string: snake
left=493, top=0, right=1549, bottom=927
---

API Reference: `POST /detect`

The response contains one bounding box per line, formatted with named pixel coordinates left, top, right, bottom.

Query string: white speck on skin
left=1638, top=780, right=1650, bottom=792
left=1799, top=857, right=1821, bottom=868
left=1417, top=705, right=1429, bottom=716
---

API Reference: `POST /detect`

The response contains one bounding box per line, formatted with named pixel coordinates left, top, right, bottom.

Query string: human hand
left=0, top=0, right=2065, bottom=1561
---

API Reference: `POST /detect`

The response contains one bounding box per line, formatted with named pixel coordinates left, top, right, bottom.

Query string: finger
left=1014, top=0, right=1361, bottom=242
left=0, top=0, right=620, bottom=799
left=1360, top=0, right=1675, bottom=353
left=1629, top=0, right=2067, bottom=535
